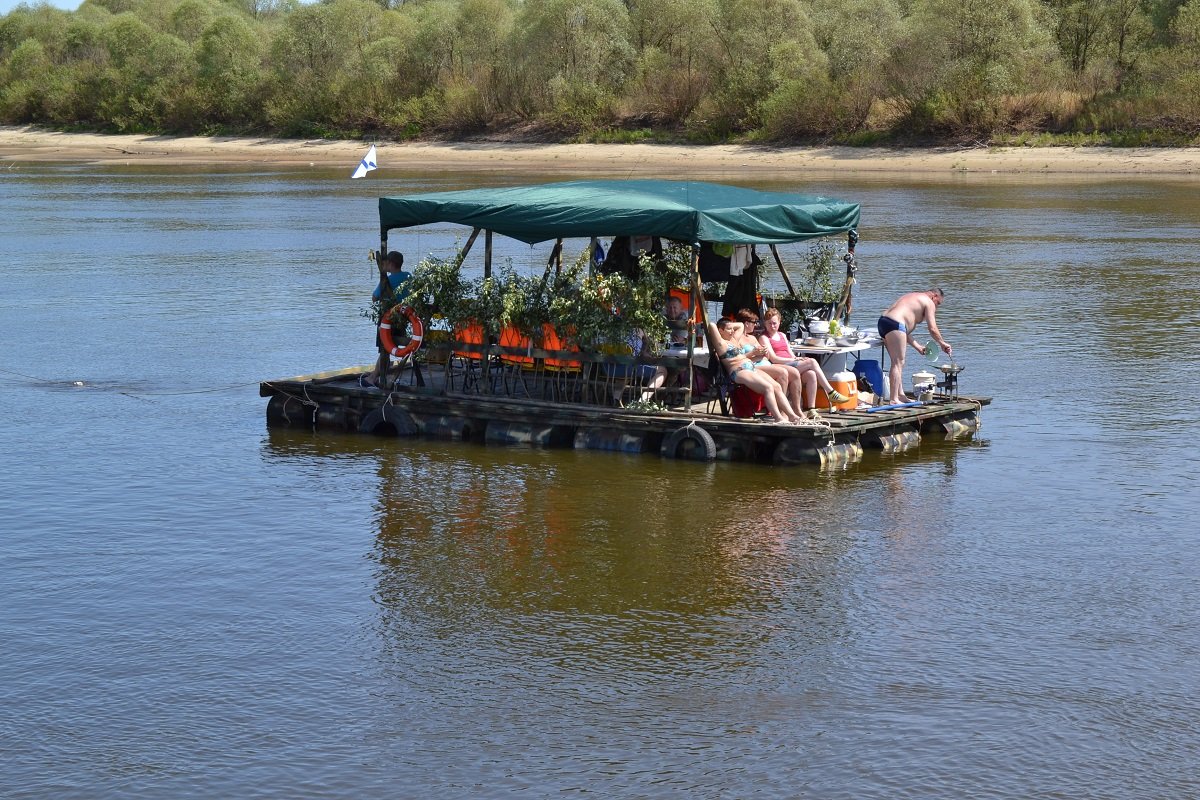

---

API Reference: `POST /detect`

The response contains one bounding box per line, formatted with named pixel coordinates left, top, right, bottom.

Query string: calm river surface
left=2, top=162, right=1198, bottom=799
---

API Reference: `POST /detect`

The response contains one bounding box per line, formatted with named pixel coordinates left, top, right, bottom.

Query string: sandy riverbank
left=2, top=126, right=1199, bottom=177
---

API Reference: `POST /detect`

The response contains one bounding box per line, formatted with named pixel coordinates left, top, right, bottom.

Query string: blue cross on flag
left=351, top=144, right=377, bottom=179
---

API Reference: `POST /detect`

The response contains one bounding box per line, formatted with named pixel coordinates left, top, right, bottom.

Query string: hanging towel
left=729, top=245, right=751, bottom=276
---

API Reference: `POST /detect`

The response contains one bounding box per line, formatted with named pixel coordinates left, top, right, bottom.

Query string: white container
left=912, top=370, right=937, bottom=400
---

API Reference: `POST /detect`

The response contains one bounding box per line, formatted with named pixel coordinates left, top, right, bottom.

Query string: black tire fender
left=660, top=424, right=716, bottom=461
left=359, top=405, right=419, bottom=436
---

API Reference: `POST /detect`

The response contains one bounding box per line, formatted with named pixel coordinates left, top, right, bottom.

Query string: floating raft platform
left=261, top=362, right=990, bottom=467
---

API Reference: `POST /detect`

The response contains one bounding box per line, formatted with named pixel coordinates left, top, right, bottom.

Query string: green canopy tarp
left=378, top=180, right=859, bottom=245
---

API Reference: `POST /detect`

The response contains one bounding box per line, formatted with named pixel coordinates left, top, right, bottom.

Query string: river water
left=1, top=162, right=1198, bottom=799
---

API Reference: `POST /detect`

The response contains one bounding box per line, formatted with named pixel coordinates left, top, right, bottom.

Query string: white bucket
left=912, top=370, right=937, bottom=401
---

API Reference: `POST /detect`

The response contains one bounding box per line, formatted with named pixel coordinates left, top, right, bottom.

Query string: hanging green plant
left=658, top=242, right=693, bottom=288
left=461, top=273, right=505, bottom=335
left=397, top=254, right=471, bottom=324
left=549, top=259, right=670, bottom=351
left=497, top=265, right=553, bottom=341
left=796, top=239, right=842, bottom=306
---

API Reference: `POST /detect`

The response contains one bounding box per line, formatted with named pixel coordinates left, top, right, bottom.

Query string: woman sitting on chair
left=735, top=308, right=806, bottom=416
left=756, top=307, right=849, bottom=416
left=706, top=317, right=802, bottom=424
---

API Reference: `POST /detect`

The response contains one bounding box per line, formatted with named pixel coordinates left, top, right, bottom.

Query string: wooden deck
left=260, top=361, right=989, bottom=467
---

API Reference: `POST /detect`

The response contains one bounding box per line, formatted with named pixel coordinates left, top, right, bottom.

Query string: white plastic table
left=662, top=344, right=712, bottom=368
left=790, top=338, right=877, bottom=376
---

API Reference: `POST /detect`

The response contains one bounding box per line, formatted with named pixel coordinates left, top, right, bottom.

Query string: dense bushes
left=1, top=0, right=1199, bottom=142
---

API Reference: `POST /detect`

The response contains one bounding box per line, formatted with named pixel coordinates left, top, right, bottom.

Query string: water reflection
left=265, top=425, right=985, bottom=687
left=261, top=430, right=875, bottom=665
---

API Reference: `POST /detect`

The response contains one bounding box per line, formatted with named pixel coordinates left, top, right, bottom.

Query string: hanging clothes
left=698, top=242, right=732, bottom=282
left=721, top=247, right=762, bottom=318
left=598, top=236, right=663, bottom=281
left=729, top=245, right=752, bottom=276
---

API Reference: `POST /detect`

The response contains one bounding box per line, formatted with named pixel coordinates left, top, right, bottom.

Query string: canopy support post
left=481, top=229, right=494, bottom=392
left=542, top=238, right=563, bottom=284
left=768, top=244, right=799, bottom=297
left=456, top=227, right=481, bottom=266
left=375, top=234, right=392, bottom=390
left=483, top=229, right=493, bottom=279
left=834, top=229, right=859, bottom=323
left=685, top=244, right=702, bottom=412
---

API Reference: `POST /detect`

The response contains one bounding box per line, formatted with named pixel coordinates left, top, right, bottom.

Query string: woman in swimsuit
left=735, top=308, right=808, bottom=416
left=707, top=317, right=802, bottom=423
left=756, top=308, right=849, bottom=415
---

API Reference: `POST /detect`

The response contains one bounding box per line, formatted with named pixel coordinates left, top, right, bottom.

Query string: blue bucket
left=852, top=359, right=884, bottom=395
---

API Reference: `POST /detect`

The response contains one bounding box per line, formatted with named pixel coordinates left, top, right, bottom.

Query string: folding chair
left=704, top=353, right=734, bottom=416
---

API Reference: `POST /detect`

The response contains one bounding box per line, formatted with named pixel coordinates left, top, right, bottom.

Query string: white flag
left=351, top=144, right=377, bottom=179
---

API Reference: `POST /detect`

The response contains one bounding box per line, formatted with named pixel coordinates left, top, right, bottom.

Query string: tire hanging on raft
left=378, top=304, right=424, bottom=358
left=660, top=424, right=717, bottom=461
left=359, top=405, right=419, bottom=436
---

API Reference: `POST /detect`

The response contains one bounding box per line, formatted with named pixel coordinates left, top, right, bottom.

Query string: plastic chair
left=447, top=320, right=487, bottom=393
left=498, top=325, right=535, bottom=397
left=541, top=323, right=583, bottom=402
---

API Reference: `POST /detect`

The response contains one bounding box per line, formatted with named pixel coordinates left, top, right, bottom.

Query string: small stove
left=937, top=363, right=964, bottom=397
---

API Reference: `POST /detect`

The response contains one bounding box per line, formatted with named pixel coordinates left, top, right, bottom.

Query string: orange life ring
left=378, top=304, right=424, bottom=358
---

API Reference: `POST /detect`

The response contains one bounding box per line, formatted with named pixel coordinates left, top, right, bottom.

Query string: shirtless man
left=877, top=288, right=952, bottom=404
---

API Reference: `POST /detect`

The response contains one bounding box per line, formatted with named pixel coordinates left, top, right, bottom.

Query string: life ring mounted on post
left=379, top=304, right=424, bottom=358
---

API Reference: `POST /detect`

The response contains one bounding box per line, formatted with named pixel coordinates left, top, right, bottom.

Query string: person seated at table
left=734, top=308, right=805, bottom=414
left=605, top=327, right=668, bottom=404
left=757, top=307, right=849, bottom=414
left=665, top=294, right=690, bottom=345
left=706, top=317, right=802, bottom=424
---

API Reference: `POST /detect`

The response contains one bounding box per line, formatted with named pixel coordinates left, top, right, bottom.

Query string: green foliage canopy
left=1, top=0, right=1198, bottom=141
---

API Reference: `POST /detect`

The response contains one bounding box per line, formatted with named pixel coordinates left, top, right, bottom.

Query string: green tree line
left=1, top=0, right=1198, bottom=143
